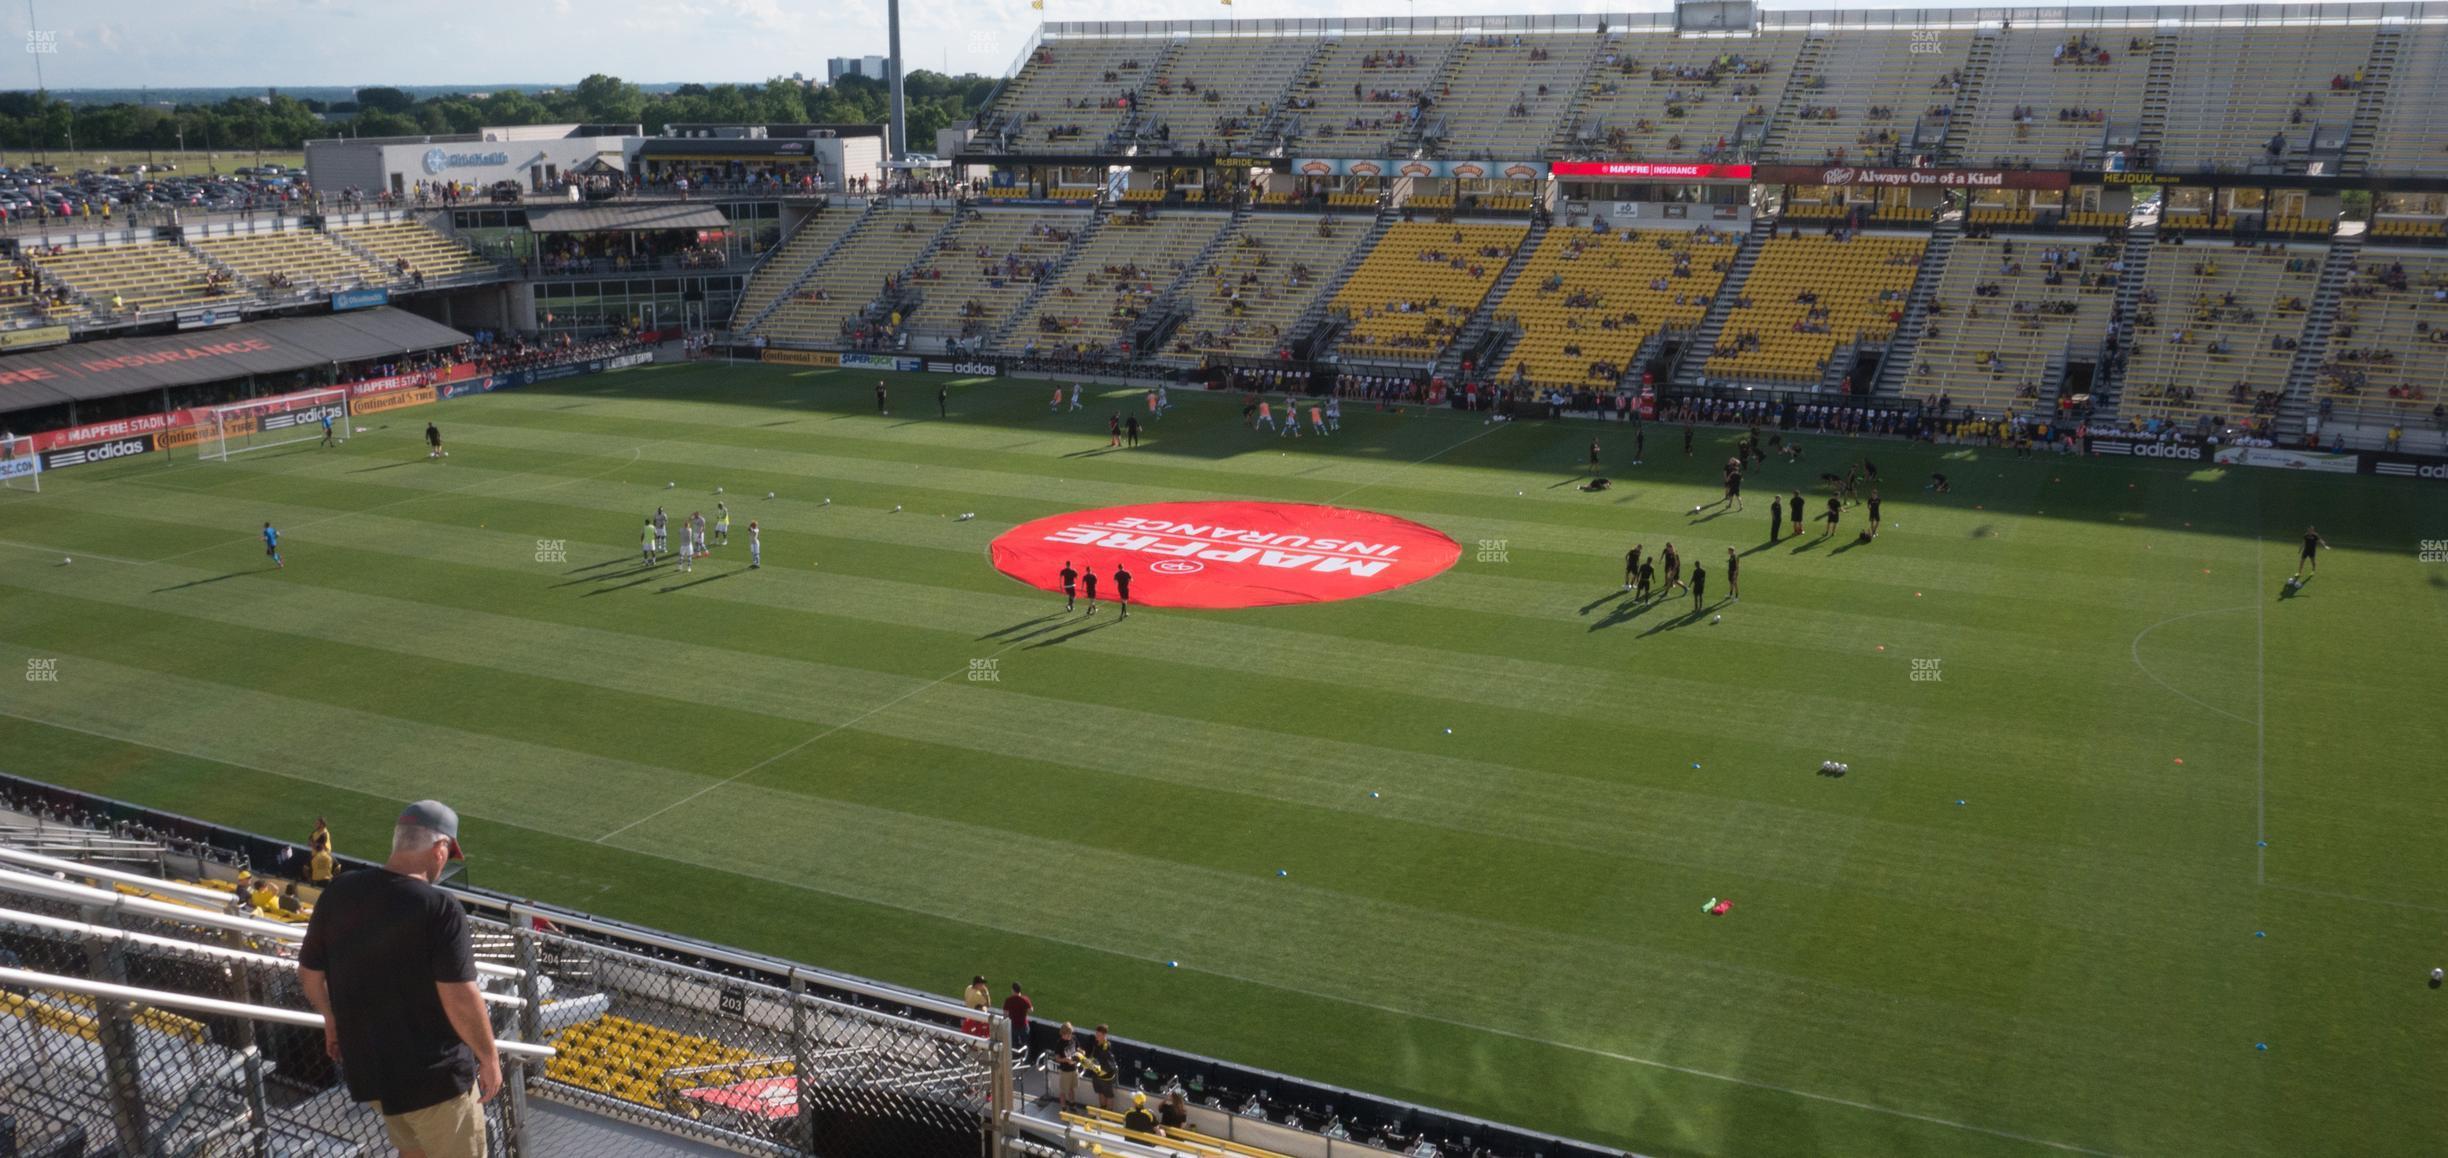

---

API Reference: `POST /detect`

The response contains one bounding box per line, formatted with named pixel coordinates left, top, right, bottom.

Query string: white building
left=305, top=124, right=640, bottom=199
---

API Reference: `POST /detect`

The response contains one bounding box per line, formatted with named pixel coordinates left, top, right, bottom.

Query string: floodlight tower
left=886, top=0, right=908, bottom=160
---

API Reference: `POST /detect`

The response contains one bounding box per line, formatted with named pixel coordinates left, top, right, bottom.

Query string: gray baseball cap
left=398, top=800, right=464, bottom=860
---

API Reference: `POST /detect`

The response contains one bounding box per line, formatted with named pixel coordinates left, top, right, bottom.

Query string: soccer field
left=3, top=363, right=2443, bottom=1156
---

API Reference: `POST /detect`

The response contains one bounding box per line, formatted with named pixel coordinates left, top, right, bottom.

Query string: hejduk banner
left=840, top=352, right=922, bottom=373
left=1753, top=165, right=2072, bottom=191
left=2213, top=445, right=2359, bottom=474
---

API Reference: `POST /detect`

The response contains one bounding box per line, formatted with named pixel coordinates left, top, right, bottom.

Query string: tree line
left=0, top=72, right=1000, bottom=158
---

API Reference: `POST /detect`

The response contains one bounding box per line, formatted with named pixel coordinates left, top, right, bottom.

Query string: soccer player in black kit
left=1724, top=464, right=1744, bottom=512
left=1662, top=543, right=1686, bottom=595
left=1690, top=562, right=1708, bottom=613
left=1724, top=547, right=1739, bottom=601
left=1770, top=493, right=1784, bottom=541
left=2295, top=525, right=2329, bottom=579
left=1113, top=564, right=1132, bottom=617
left=1683, top=425, right=1694, bottom=457
left=1788, top=491, right=1805, bottom=534
left=1082, top=566, right=1100, bottom=614
left=1635, top=559, right=1655, bottom=601
left=1624, top=543, right=1642, bottom=590
left=1865, top=489, right=1883, bottom=539
left=876, top=381, right=889, bottom=414
left=1823, top=495, right=1843, bottom=538
left=1060, top=562, right=1079, bottom=611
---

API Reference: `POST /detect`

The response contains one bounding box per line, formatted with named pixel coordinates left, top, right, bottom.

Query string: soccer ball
left=1712, top=614, right=1721, bottom=623
left=62, top=557, right=71, bottom=565
left=666, top=481, right=676, bottom=489
left=1691, top=504, right=1702, bottom=514
left=767, top=491, right=776, bottom=499
left=715, top=486, right=725, bottom=494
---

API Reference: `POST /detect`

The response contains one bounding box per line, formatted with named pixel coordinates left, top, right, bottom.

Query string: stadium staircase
left=1756, top=32, right=1832, bottom=162
left=1936, top=29, right=2001, bottom=165
left=1408, top=42, right=1471, bottom=159
left=732, top=200, right=881, bottom=334
left=1133, top=203, right=1250, bottom=355
left=1288, top=210, right=1395, bottom=357
left=985, top=204, right=1111, bottom=352
left=1256, top=40, right=1336, bottom=152
left=1669, top=214, right=1776, bottom=387
left=2273, top=224, right=2366, bottom=439
left=1114, top=42, right=1183, bottom=152
left=2337, top=27, right=2405, bottom=177
left=2093, top=217, right=2161, bottom=416
left=883, top=208, right=979, bottom=340
left=1436, top=215, right=1546, bottom=380
left=1869, top=211, right=1962, bottom=398
left=1547, top=35, right=1617, bottom=155
left=2131, top=35, right=2179, bottom=168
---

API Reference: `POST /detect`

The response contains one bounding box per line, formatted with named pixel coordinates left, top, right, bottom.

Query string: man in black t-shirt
left=1725, top=547, right=1740, bottom=601
left=1124, top=1091, right=1160, bottom=1134
left=1690, top=562, right=1708, bottom=612
left=1113, top=564, right=1133, bottom=617
left=1865, top=490, right=1883, bottom=539
left=1059, top=562, right=1078, bottom=611
left=1623, top=543, right=1642, bottom=590
left=1082, top=566, right=1100, bottom=614
left=299, top=800, right=499, bottom=1157
left=2295, top=525, right=2329, bottom=579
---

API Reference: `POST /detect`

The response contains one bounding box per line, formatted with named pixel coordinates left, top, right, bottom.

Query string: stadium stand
left=1564, top=31, right=1797, bottom=162
left=1952, top=31, right=2152, bottom=170
left=2313, top=249, right=2448, bottom=424
left=2150, top=25, right=2375, bottom=173
left=978, top=40, right=1149, bottom=153
left=2359, top=24, right=2448, bottom=177
left=190, top=227, right=392, bottom=297
left=1705, top=232, right=1925, bottom=383
left=752, top=206, right=952, bottom=345
left=1429, top=34, right=1594, bottom=160
left=0, top=256, right=76, bottom=328
left=1489, top=226, right=1735, bottom=389
left=1328, top=220, right=1527, bottom=361
left=904, top=206, right=1092, bottom=348
left=731, top=206, right=865, bottom=329
left=1129, top=39, right=1314, bottom=156
left=329, top=219, right=504, bottom=284
left=1279, top=38, right=1452, bottom=158
left=2118, top=243, right=2323, bottom=430
left=1765, top=29, right=1973, bottom=166
left=1169, top=213, right=1374, bottom=363
left=1010, top=209, right=1230, bottom=358
left=22, top=238, right=240, bottom=318
left=1905, top=233, right=2122, bottom=413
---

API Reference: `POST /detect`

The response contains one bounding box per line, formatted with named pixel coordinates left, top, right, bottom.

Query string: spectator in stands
left=299, top=800, right=501, bottom=1157
left=247, top=876, right=282, bottom=913
left=1085, top=1023, right=1120, bottom=1109
left=1124, top=1091, right=1160, bottom=1134
left=1003, top=982, right=1034, bottom=1054
left=1160, top=1088, right=1192, bottom=1133
left=1052, top=1022, right=1082, bottom=1109
left=280, top=882, right=306, bottom=915
left=962, top=974, right=991, bottom=1036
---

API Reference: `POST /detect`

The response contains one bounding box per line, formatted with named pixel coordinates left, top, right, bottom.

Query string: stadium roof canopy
left=0, top=308, right=468, bottom=409
left=525, top=202, right=734, bottom=233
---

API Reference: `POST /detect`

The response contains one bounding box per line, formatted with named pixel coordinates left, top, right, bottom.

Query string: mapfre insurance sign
left=991, top=501, right=1461, bottom=609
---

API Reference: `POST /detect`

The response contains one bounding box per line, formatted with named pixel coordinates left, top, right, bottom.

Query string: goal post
left=0, top=433, right=36, bottom=492
left=188, top=388, right=350, bottom=461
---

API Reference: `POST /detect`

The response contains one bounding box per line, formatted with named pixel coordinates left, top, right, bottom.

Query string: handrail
left=0, top=843, right=226, bottom=904
left=0, top=966, right=554, bottom=1059
left=0, top=904, right=526, bottom=1009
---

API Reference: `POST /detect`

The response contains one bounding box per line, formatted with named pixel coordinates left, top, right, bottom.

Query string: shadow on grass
left=978, top=611, right=1067, bottom=641
left=581, top=572, right=667, bottom=596
left=346, top=459, right=426, bottom=474
left=551, top=562, right=665, bottom=588
left=562, top=556, right=638, bottom=575
left=152, top=570, right=255, bottom=593
left=659, top=571, right=736, bottom=594
left=1026, top=616, right=1121, bottom=649
left=1588, top=593, right=1667, bottom=632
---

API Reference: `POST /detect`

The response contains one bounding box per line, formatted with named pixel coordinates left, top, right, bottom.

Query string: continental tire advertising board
left=352, top=385, right=439, bottom=416
left=764, top=349, right=841, bottom=368
left=156, top=414, right=258, bottom=452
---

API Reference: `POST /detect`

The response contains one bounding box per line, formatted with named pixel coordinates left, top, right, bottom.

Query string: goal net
left=188, top=388, right=349, bottom=461
left=0, top=434, right=35, bottom=492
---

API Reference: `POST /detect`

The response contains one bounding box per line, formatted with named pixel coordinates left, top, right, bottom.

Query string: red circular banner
left=990, top=501, right=1461, bottom=609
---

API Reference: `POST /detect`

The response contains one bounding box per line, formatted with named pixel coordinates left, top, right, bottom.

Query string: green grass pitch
left=3, top=363, right=2444, bottom=1156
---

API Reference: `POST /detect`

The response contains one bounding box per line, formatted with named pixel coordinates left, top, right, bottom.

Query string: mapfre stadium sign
left=990, top=501, right=1461, bottom=609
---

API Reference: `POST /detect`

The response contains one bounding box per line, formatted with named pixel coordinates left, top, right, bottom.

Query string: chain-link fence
left=503, top=917, right=1003, bottom=1158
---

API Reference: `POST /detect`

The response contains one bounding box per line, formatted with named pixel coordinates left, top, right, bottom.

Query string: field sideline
left=2, top=362, right=2443, bottom=1157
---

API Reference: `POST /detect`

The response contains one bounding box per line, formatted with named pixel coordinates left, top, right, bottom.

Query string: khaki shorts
left=378, top=1087, right=487, bottom=1158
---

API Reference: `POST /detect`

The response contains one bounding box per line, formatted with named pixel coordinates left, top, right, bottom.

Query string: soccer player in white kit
left=1281, top=394, right=1300, bottom=437
left=1068, top=384, right=1084, bottom=411
left=748, top=521, right=761, bottom=569
left=652, top=507, right=668, bottom=557
left=689, top=512, right=707, bottom=559
left=1326, top=396, right=1341, bottom=432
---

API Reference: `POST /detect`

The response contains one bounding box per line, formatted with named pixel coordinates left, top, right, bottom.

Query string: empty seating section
left=905, top=208, right=1088, bottom=344
left=191, top=229, right=389, bottom=294
left=2315, top=250, right=2448, bottom=419
left=1172, top=214, right=1371, bottom=363
left=335, top=220, right=500, bottom=281
left=1134, top=39, right=1311, bottom=153
left=753, top=208, right=950, bottom=344
left=2120, top=245, right=2322, bottom=428
left=26, top=240, right=235, bottom=316
left=1569, top=32, right=1795, bottom=161
left=1955, top=32, right=2150, bottom=169
left=1017, top=210, right=1227, bottom=357
left=734, top=208, right=863, bottom=326
left=1432, top=35, right=1594, bottom=159
left=1707, top=233, right=1924, bottom=382
left=545, top=1014, right=779, bottom=1111
left=1329, top=221, right=1526, bottom=361
left=1906, top=234, right=2119, bottom=414
left=1492, top=227, right=1734, bottom=388
left=1773, top=31, right=1972, bottom=165
left=2154, top=27, right=2373, bottom=172
left=985, top=39, right=1148, bottom=153
left=2364, top=26, right=2448, bottom=176
left=1283, top=38, right=1448, bottom=157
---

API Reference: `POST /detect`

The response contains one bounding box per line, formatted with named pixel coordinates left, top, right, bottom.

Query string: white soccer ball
left=666, top=481, right=676, bottom=489
left=715, top=486, right=724, bottom=494
left=1712, top=614, right=1721, bottom=623
left=1692, top=505, right=1702, bottom=514
left=767, top=491, right=776, bottom=499
left=62, top=557, right=71, bottom=565
left=892, top=505, right=902, bottom=512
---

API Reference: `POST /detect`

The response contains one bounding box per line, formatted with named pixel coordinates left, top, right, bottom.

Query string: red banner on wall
left=1551, top=161, right=1755, bottom=181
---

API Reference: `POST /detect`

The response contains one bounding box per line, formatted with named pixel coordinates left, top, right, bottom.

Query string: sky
left=11, top=0, right=2374, bottom=91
